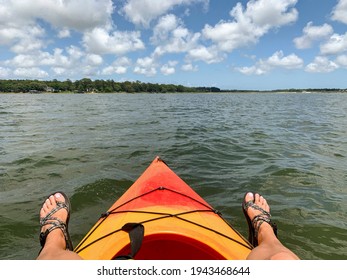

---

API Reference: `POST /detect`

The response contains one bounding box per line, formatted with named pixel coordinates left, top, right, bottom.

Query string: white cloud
left=305, top=56, right=339, bottom=73
left=151, top=14, right=200, bottom=57
left=5, top=54, right=37, bottom=68
left=151, top=14, right=180, bottom=45
left=0, top=25, right=46, bottom=54
left=83, top=28, right=145, bottom=55
left=294, top=22, right=334, bottom=49
left=52, top=67, right=67, bottom=76
left=266, top=51, right=304, bottom=69
left=0, top=0, right=116, bottom=81
left=0, top=67, right=10, bottom=78
left=336, top=54, right=347, bottom=68
left=203, top=0, right=298, bottom=53
left=160, top=60, right=178, bottom=75
left=1, top=45, right=97, bottom=79
left=181, top=63, right=198, bottom=71
left=58, top=29, right=71, bottom=39
left=42, top=49, right=71, bottom=67
left=67, top=46, right=84, bottom=60
left=11, top=0, right=114, bottom=31
left=0, top=3, right=25, bottom=27
left=160, top=65, right=175, bottom=75
left=102, top=57, right=132, bottom=75
left=237, top=66, right=267, bottom=76
left=48, top=48, right=92, bottom=77
left=134, top=56, right=157, bottom=76
left=5, top=48, right=78, bottom=69
left=10, top=38, right=45, bottom=54
left=82, top=65, right=100, bottom=77
left=332, top=0, right=347, bottom=24
left=245, top=0, right=298, bottom=28
left=186, top=45, right=225, bottom=64
left=202, top=7, right=260, bottom=53
left=102, top=65, right=127, bottom=75
left=0, top=27, right=20, bottom=45
left=0, top=0, right=122, bottom=81
left=2, top=0, right=344, bottom=83
left=0, top=0, right=114, bottom=55
left=122, top=0, right=209, bottom=27
left=86, top=54, right=103, bottom=66
left=320, top=32, right=347, bottom=55
left=13, top=67, right=49, bottom=79
left=116, top=57, right=132, bottom=66
left=236, top=51, right=303, bottom=75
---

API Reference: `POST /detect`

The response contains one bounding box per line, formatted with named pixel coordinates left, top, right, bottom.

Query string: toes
left=256, top=194, right=264, bottom=204
left=45, top=198, right=51, bottom=207
left=259, top=195, right=265, bottom=205
left=262, top=198, right=268, bottom=211
left=245, top=192, right=254, bottom=203
left=254, top=193, right=261, bottom=204
left=54, top=193, right=64, bottom=203
left=250, top=193, right=270, bottom=213
left=262, top=197, right=267, bottom=207
left=40, top=193, right=64, bottom=218
left=40, top=207, right=45, bottom=218
left=48, top=195, right=57, bottom=207
left=42, top=199, right=50, bottom=212
left=258, top=195, right=270, bottom=212
left=47, top=196, right=53, bottom=205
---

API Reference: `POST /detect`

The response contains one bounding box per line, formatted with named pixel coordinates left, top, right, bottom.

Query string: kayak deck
left=75, top=157, right=252, bottom=259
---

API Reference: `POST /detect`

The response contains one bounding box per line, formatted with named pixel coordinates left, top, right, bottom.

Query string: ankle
left=257, top=223, right=278, bottom=243
left=45, top=229, right=67, bottom=249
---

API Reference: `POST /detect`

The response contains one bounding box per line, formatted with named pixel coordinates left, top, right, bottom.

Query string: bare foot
left=244, top=192, right=270, bottom=221
left=243, top=192, right=276, bottom=245
left=244, top=193, right=300, bottom=260
left=38, top=193, right=81, bottom=259
left=39, top=193, right=69, bottom=249
left=40, top=193, right=68, bottom=230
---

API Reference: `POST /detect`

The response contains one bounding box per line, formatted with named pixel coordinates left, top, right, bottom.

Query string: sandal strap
left=39, top=200, right=71, bottom=250
left=39, top=220, right=70, bottom=248
left=39, top=201, right=69, bottom=224
left=40, top=216, right=64, bottom=227
left=244, top=201, right=271, bottom=217
left=242, top=193, right=278, bottom=247
left=252, top=214, right=277, bottom=239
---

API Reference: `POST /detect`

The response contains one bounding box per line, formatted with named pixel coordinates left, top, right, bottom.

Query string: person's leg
left=244, top=193, right=299, bottom=260
left=37, top=193, right=82, bottom=260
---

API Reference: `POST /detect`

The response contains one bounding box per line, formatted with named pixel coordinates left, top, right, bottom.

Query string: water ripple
left=1, top=93, right=347, bottom=259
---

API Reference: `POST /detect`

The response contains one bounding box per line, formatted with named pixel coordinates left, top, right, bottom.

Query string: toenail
left=247, top=192, right=254, bottom=199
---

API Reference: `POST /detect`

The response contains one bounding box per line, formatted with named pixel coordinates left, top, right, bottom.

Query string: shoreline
left=1, top=90, right=347, bottom=95
left=1, top=79, right=346, bottom=94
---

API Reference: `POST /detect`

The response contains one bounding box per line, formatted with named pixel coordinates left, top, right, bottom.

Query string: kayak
left=74, top=157, right=252, bottom=259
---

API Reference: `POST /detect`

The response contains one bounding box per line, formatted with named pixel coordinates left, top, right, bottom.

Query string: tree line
left=0, top=78, right=221, bottom=93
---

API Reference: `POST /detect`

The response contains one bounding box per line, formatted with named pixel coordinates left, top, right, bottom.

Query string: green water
left=0, top=93, right=346, bottom=259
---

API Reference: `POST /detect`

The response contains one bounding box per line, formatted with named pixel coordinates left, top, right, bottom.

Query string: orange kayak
left=74, top=157, right=252, bottom=259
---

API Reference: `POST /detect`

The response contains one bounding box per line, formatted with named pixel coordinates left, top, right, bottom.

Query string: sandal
left=242, top=192, right=277, bottom=247
left=39, top=192, right=73, bottom=252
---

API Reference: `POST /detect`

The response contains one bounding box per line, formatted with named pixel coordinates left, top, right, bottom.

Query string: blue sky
left=0, top=0, right=347, bottom=90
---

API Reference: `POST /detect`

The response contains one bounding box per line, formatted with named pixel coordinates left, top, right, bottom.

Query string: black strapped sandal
left=242, top=192, right=277, bottom=247
left=39, top=192, right=73, bottom=253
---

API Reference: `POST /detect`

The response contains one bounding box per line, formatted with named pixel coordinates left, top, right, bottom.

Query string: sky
left=0, top=0, right=347, bottom=90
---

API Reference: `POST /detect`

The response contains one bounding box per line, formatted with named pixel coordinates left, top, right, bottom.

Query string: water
left=0, top=92, right=346, bottom=260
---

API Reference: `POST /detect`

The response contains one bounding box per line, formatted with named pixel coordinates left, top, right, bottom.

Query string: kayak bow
left=75, top=157, right=252, bottom=259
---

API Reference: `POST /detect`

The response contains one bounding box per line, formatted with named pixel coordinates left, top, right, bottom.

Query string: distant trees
left=195, top=87, right=221, bottom=92
left=0, top=78, right=221, bottom=94
left=2, top=79, right=345, bottom=94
